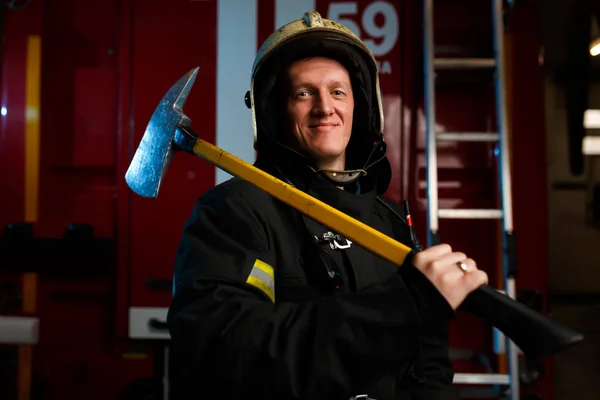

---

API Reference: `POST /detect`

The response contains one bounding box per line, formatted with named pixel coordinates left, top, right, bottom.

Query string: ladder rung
left=434, top=57, right=496, bottom=69
left=437, top=132, right=499, bottom=142
left=438, top=209, right=502, bottom=219
left=453, top=373, right=510, bottom=385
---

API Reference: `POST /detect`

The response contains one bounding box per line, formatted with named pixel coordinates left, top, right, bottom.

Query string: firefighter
left=167, top=11, right=487, bottom=400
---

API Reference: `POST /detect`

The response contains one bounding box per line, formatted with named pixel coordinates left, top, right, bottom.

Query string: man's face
left=285, top=57, right=354, bottom=170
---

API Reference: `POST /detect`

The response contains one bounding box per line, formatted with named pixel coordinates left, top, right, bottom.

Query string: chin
left=311, top=151, right=345, bottom=166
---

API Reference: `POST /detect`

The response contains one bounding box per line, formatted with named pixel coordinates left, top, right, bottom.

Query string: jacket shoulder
left=190, top=177, right=282, bottom=227
left=374, top=195, right=408, bottom=222
left=374, top=196, right=424, bottom=251
left=198, top=177, right=273, bottom=206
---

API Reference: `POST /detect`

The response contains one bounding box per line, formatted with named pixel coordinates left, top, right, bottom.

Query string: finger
left=465, top=269, right=489, bottom=288
left=426, top=243, right=454, bottom=257
left=424, top=252, right=469, bottom=284
left=442, top=257, right=478, bottom=284
left=435, top=251, right=468, bottom=267
left=414, top=243, right=453, bottom=265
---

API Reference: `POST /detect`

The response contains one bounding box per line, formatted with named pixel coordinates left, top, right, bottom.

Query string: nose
left=312, top=91, right=334, bottom=116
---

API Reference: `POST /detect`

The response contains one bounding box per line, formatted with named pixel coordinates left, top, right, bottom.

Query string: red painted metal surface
left=0, top=1, right=153, bottom=399
left=510, top=3, right=553, bottom=398
left=115, top=0, right=134, bottom=340
left=0, top=0, right=119, bottom=239
left=0, top=0, right=44, bottom=229
left=36, top=0, right=119, bottom=239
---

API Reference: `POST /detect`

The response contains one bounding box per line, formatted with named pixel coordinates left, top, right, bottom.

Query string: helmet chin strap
left=316, top=138, right=387, bottom=187
left=276, top=142, right=368, bottom=186
left=266, top=138, right=385, bottom=188
left=315, top=168, right=367, bottom=186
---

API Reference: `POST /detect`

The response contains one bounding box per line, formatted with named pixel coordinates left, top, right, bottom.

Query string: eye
left=332, top=90, right=345, bottom=96
left=295, top=90, right=311, bottom=99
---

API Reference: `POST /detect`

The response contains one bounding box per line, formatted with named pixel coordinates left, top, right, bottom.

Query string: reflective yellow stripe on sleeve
left=246, top=259, right=275, bottom=302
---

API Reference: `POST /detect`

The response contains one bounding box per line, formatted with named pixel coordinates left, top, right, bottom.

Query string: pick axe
left=126, top=67, right=583, bottom=358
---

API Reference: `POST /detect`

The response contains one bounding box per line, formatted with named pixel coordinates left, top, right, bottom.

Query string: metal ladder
left=423, top=0, right=519, bottom=399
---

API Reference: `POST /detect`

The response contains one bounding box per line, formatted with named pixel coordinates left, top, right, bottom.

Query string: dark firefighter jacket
left=167, top=159, right=459, bottom=400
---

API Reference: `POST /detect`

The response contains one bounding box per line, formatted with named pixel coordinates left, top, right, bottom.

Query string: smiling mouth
left=309, top=123, right=338, bottom=128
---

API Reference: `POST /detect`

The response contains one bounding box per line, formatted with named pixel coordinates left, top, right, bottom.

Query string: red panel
left=511, top=7, right=549, bottom=297
left=128, top=0, right=218, bottom=307
left=257, top=0, right=275, bottom=46
left=33, top=280, right=154, bottom=400
left=0, top=1, right=44, bottom=228
left=115, top=0, right=134, bottom=338
left=0, top=2, right=151, bottom=398
left=72, top=68, right=117, bottom=168
left=0, top=0, right=119, bottom=238
left=400, top=0, right=419, bottom=204
left=37, top=0, right=119, bottom=238
left=510, top=3, right=552, bottom=398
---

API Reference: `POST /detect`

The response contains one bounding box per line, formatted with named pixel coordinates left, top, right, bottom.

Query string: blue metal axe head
left=125, top=67, right=199, bottom=198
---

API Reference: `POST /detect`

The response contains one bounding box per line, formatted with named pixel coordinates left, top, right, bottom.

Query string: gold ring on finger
left=457, top=261, right=469, bottom=273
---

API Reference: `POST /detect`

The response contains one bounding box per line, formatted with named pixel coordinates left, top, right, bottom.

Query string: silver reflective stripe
left=246, top=259, right=275, bottom=302
left=249, top=267, right=273, bottom=292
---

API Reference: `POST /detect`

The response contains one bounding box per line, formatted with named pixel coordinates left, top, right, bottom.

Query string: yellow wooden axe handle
left=175, top=124, right=583, bottom=359
left=191, top=130, right=410, bottom=265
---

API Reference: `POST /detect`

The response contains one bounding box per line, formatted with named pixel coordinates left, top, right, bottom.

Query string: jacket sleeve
left=167, top=185, right=454, bottom=400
